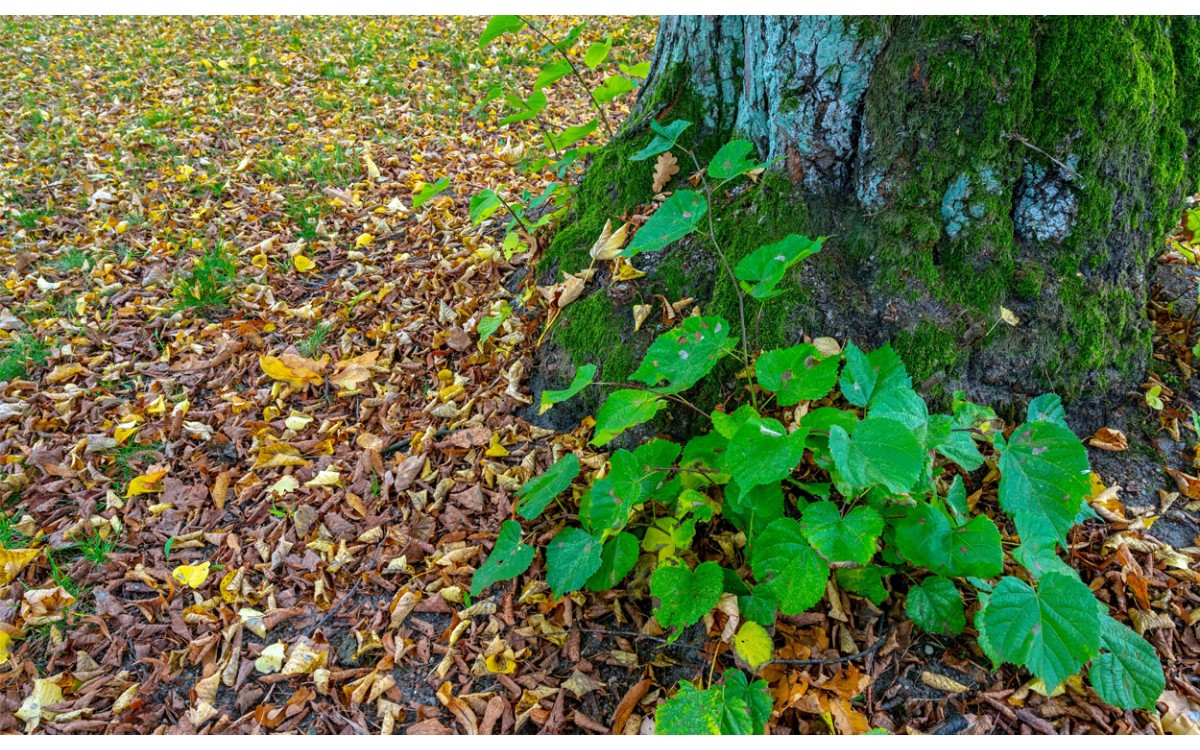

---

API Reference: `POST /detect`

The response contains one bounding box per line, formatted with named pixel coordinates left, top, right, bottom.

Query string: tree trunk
left=535, top=16, right=1200, bottom=425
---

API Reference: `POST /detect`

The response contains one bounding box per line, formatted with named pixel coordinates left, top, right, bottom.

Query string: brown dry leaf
left=920, top=671, right=969, bottom=693
left=562, top=669, right=604, bottom=699
left=1161, top=691, right=1200, bottom=735
left=330, top=350, right=379, bottom=390
left=281, top=642, right=328, bottom=676
left=652, top=151, right=679, bottom=193
left=1089, top=427, right=1128, bottom=451
left=21, top=586, right=76, bottom=625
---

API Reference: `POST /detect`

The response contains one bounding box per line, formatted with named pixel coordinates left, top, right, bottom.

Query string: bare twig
left=1003, top=132, right=1080, bottom=181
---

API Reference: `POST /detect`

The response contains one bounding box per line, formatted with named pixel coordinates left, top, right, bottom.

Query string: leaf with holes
left=998, top=419, right=1090, bottom=550
left=750, top=518, right=828, bottom=614
left=516, top=452, right=579, bottom=520
left=631, top=316, right=735, bottom=394
left=591, top=389, right=667, bottom=447
left=977, top=573, right=1101, bottom=691
left=755, top=343, right=840, bottom=405
left=579, top=449, right=646, bottom=535
left=651, top=560, right=723, bottom=633
left=624, top=190, right=706, bottom=256
left=470, top=521, right=534, bottom=596
left=545, top=526, right=603, bottom=598
left=907, top=576, right=965, bottom=636
left=734, top=234, right=823, bottom=300
left=800, top=500, right=882, bottom=565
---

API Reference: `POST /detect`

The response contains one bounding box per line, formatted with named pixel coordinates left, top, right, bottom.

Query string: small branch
left=1003, top=132, right=1080, bottom=181
left=768, top=627, right=889, bottom=666
left=518, top=16, right=615, bottom=138
left=497, top=192, right=534, bottom=236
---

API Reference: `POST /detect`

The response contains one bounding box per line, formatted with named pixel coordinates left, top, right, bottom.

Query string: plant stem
left=518, top=16, right=615, bottom=138
left=594, top=380, right=710, bottom=420
left=496, top=192, right=533, bottom=236
left=682, top=146, right=757, bottom=410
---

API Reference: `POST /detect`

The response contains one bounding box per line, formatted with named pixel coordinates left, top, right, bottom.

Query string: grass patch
left=298, top=321, right=333, bottom=358
left=172, top=244, right=242, bottom=315
left=0, top=333, right=49, bottom=381
left=52, top=248, right=90, bottom=273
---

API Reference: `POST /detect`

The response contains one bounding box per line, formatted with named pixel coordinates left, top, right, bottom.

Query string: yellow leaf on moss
left=260, top=353, right=324, bottom=389
left=172, top=560, right=211, bottom=588
left=125, top=468, right=167, bottom=498
left=293, top=254, right=316, bottom=273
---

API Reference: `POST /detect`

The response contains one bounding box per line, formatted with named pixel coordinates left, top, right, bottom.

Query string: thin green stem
left=594, top=380, right=710, bottom=420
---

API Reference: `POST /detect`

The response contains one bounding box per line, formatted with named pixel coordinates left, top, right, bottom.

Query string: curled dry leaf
left=1089, top=427, right=1128, bottom=451
left=588, top=219, right=630, bottom=261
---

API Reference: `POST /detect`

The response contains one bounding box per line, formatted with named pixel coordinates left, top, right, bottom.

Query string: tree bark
left=535, top=16, right=1200, bottom=425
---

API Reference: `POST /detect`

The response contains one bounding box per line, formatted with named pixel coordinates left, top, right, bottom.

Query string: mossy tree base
left=537, top=16, right=1199, bottom=424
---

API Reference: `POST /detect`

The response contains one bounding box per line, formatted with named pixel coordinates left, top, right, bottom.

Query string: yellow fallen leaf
left=260, top=353, right=324, bottom=389
left=125, top=468, right=167, bottom=498
left=588, top=219, right=630, bottom=261
left=16, top=677, right=64, bottom=732
left=613, top=256, right=646, bottom=281
left=355, top=232, right=374, bottom=249
left=0, top=630, right=11, bottom=665
left=269, top=475, right=299, bottom=498
left=46, top=363, right=84, bottom=383
left=485, top=651, right=517, bottom=675
left=172, top=560, right=211, bottom=588
left=0, top=545, right=40, bottom=586
left=305, top=469, right=342, bottom=488
left=111, top=683, right=139, bottom=714
left=293, top=254, right=316, bottom=273
left=285, top=411, right=314, bottom=431
left=256, top=642, right=286, bottom=674
left=281, top=642, right=327, bottom=675
left=262, top=445, right=312, bottom=474
left=485, top=434, right=509, bottom=457
left=330, top=350, right=379, bottom=390
left=113, top=417, right=141, bottom=445
left=632, top=303, right=652, bottom=332
left=1000, top=306, right=1020, bottom=326
left=146, top=395, right=167, bottom=415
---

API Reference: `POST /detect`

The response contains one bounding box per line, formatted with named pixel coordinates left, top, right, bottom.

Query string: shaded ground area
left=0, top=15, right=1197, bottom=736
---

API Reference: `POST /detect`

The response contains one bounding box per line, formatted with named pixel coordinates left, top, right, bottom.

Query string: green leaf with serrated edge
left=583, top=40, right=612, bottom=69
left=977, top=573, right=1101, bottom=691
left=591, top=389, right=667, bottom=447
left=718, top=670, right=772, bottom=735
left=630, top=119, right=692, bottom=162
left=732, top=621, right=773, bottom=671
left=1026, top=393, right=1068, bottom=428
left=944, top=474, right=969, bottom=523
left=411, top=177, right=450, bottom=210
left=584, top=532, right=639, bottom=591
left=470, top=520, right=534, bottom=596
left=869, top=384, right=928, bottom=435
left=498, top=90, right=547, bottom=126
left=801, top=406, right=859, bottom=468
left=539, top=363, right=595, bottom=414
left=707, top=139, right=759, bottom=180
left=998, top=420, right=1090, bottom=549
left=724, top=479, right=784, bottom=537
left=532, top=59, right=570, bottom=89
left=1012, top=543, right=1078, bottom=581
left=655, top=681, right=721, bottom=735
left=631, top=315, right=735, bottom=394
left=624, top=190, right=707, bottom=257
left=516, top=453, right=579, bottom=520
left=829, top=416, right=925, bottom=494
left=800, top=500, right=883, bottom=565
left=469, top=189, right=502, bottom=225
left=738, top=591, right=778, bottom=626
left=893, top=502, right=1003, bottom=578
left=545, top=119, right=598, bottom=151
left=545, top=526, right=603, bottom=598
left=755, top=344, right=839, bottom=405
left=656, top=670, right=772, bottom=736
left=712, top=403, right=759, bottom=439
left=836, top=565, right=893, bottom=606
left=620, top=61, right=651, bottom=78
left=652, top=560, right=723, bottom=632
left=927, top=414, right=985, bottom=471
left=579, top=449, right=646, bottom=536
left=725, top=417, right=808, bottom=495
left=1090, top=615, right=1165, bottom=710
left=906, top=576, right=966, bottom=636
left=642, top=516, right=696, bottom=561
left=593, top=75, right=635, bottom=103
left=734, top=234, right=823, bottom=300
left=838, top=342, right=912, bottom=409
left=479, top=15, right=524, bottom=46
left=751, top=518, right=829, bottom=614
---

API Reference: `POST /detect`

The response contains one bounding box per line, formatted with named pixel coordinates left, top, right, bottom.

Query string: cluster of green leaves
left=467, top=31, right=1165, bottom=735
left=171, top=243, right=241, bottom=315
left=468, top=16, right=646, bottom=260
